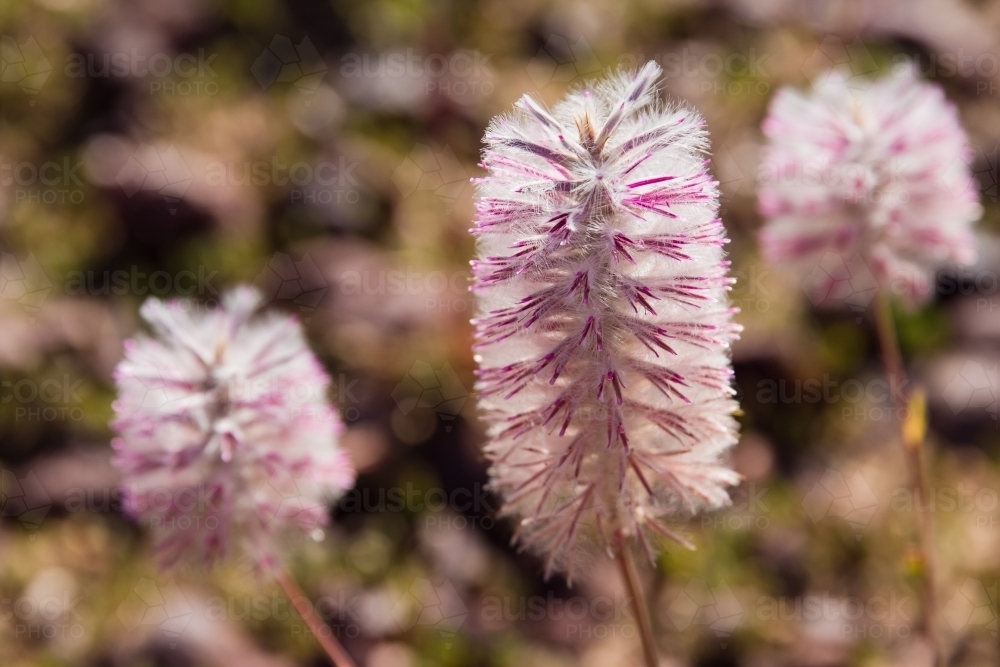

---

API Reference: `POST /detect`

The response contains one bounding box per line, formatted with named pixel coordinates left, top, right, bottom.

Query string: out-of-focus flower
left=758, top=66, right=982, bottom=302
left=111, top=287, right=355, bottom=568
left=472, top=62, right=741, bottom=580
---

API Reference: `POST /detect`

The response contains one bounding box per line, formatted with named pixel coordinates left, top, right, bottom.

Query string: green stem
left=873, top=290, right=940, bottom=666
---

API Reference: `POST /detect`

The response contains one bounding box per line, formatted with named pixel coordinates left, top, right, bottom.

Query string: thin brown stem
left=873, top=291, right=906, bottom=390
left=873, top=290, right=940, bottom=666
left=276, top=567, right=359, bottom=667
left=615, top=532, right=659, bottom=667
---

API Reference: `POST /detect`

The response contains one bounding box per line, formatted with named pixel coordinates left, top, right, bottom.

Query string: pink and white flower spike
left=471, top=62, right=742, bottom=580
left=758, top=66, right=982, bottom=304
left=111, top=286, right=355, bottom=569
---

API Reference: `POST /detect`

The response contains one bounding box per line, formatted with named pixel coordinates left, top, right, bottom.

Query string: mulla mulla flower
left=758, top=66, right=981, bottom=303
left=111, top=286, right=355, bottom=570
left=471, top=61, right=741, bottom=585
left=757, top=67, right=984, bottom=664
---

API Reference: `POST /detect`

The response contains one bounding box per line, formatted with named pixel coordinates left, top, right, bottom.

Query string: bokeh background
left=1, top=0, right=999, bottom=665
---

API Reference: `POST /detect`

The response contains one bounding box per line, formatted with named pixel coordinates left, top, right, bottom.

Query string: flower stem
left=873, top=290, right=940, bottom=666
left=276, top=567, right=359, bottom=667
left=615, top=532, right=659, bottom=667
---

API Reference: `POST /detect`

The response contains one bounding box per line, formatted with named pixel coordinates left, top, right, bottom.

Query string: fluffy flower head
left=111, top=287, right=355, bottom=568
left=758, top=66, right=981, bottom=302
left=472, top=62, right=741, bottom=578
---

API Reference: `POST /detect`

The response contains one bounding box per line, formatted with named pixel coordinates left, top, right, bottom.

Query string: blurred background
left=1, top=0, right=999, bottom=665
